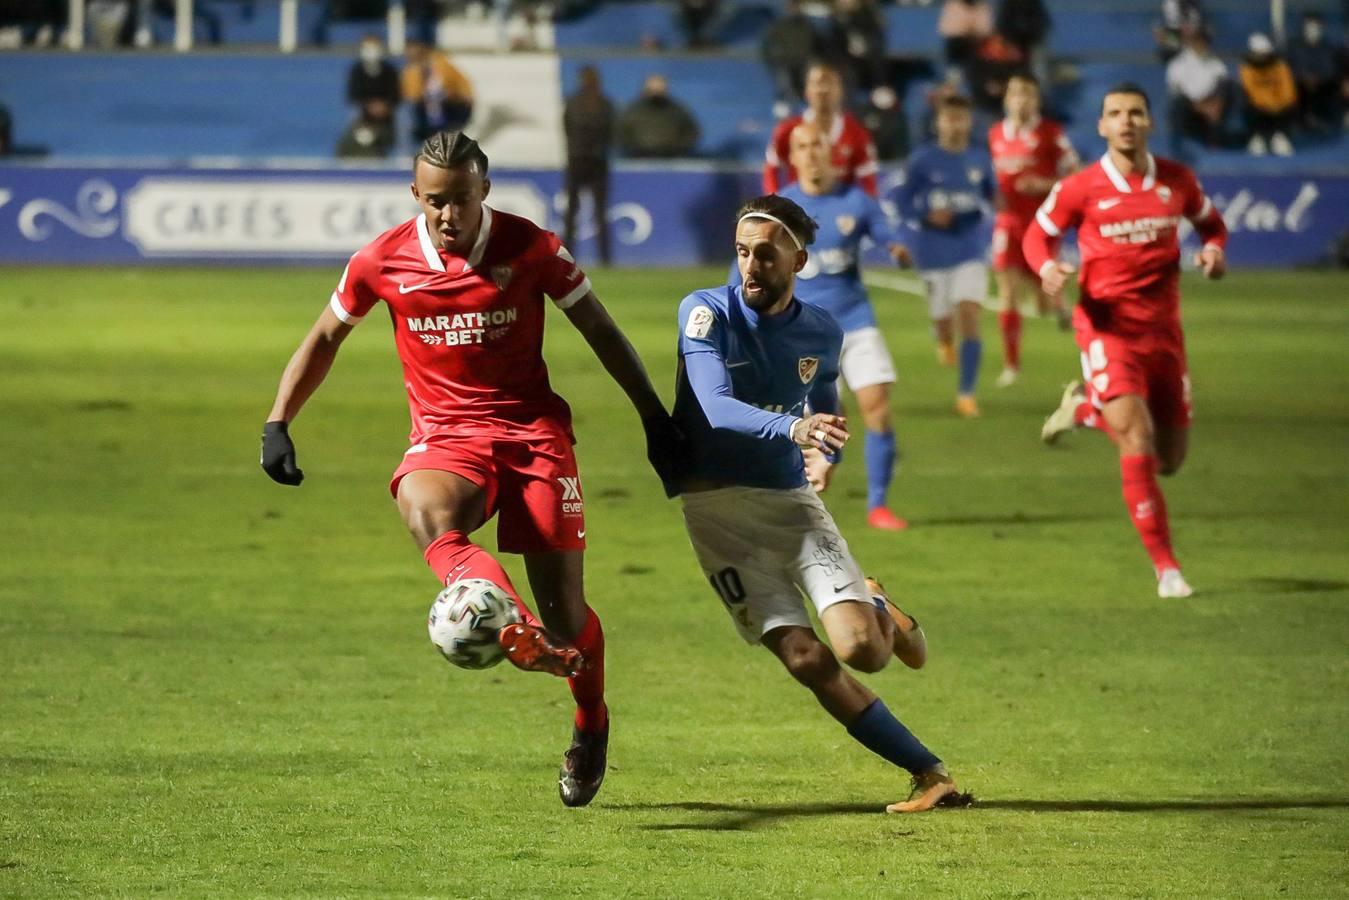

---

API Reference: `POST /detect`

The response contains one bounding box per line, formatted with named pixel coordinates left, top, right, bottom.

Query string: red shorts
left=992, top=214, right=1032, bottom=274
left=389, top=424, right=586, bottom=554
left=1075, top=313, right=1192, bottom=429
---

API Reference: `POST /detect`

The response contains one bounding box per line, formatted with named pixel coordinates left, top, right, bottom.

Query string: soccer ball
left=427, top=579, right=522, bottom=669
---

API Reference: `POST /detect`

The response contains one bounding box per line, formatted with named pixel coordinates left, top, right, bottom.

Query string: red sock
left=423, top=531, right=538, bottom=626
left=1119, top=455, right=1179, bottom=573
left=568, top=607, right=607, bottom=733
left=998, top=309, right=1022, bottom=370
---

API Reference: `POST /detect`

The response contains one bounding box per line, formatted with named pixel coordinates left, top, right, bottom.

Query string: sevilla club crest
left=798, top=356, right=819, bottom=384
left=491, top=265, right=514, bottom=291
left=835, top=215, right=856, bottom=236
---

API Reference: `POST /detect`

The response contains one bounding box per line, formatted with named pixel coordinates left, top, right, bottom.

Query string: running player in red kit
left=1023, top=83, right=1228, bottom=599
left=763, top=61, right=879, bottom=196
left=260, top=132, right=683, bottom=806
left=988, top=73, right=1079, bottom=387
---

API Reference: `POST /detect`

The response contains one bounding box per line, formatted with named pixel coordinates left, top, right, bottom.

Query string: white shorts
left=922, top=260, right=988, bottom=320
left=839, top=326, right=897, bottom=392
left=680, top=484, right=870, bottom=644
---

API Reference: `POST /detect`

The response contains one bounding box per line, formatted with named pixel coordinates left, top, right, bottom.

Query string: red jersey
left=1023, top=153, right=1227, bottom=334
left=331, top=207, right=591, bottom=443
left=763, top=109, right=879, bottom=196
left=988, top=116, right=1077, bottom=222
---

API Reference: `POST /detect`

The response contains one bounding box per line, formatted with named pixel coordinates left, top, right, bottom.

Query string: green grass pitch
left=1, top=265, right=1347, bottom=897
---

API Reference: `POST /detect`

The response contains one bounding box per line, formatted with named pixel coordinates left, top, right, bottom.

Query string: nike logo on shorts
left=398, top=281, right=434, bottom=294
left=577, top=530, right=586, bottom=539
left=832, top=583, right=848, bottom=593
left=1097, top=197, right=1122, bottom=210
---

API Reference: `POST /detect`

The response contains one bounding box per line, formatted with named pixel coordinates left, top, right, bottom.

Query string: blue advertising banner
left=0, top=164, right=1345, bottom=268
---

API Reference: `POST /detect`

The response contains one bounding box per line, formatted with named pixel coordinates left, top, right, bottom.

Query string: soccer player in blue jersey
left=891, top=94, right=995, bottom=418
left=776, top=122, right=910, bottom=531
left=671, top=194, right=968, bottom=813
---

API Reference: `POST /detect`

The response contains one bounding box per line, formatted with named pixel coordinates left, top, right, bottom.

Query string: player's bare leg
left=932, top=316, right=956, bottom=367
left=523, top=550, right=609, bottom=807
left=763, top=625, right=966, bottom=813
left=994, top=270, right=1023, bottom=387
left=865, top=577, right=927, bottom=669
left=820, top=600, right=893, bottom=673
left=954, top=299, right=983, bottom=417
left=853, top=383, right=907, bottom=531
left=1102, top=396, right=1192, bottom=598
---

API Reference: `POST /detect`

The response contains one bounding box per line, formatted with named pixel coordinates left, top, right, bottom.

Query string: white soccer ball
left=427, top=579, right=522, bottom=669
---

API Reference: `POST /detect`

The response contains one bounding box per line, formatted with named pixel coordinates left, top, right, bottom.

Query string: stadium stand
left=0, top=0, right=1344, bottom=170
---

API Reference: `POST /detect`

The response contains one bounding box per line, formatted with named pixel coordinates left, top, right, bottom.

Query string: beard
left=742, top=271, right=792, bottom=310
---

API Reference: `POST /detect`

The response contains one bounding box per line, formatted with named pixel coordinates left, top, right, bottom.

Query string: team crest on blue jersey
left=491, top=265, right=514, bottom=290
left=835, top=215, right=856, bottom=236
left=967, top=167, right=984, bottom=184
left=798, top=356, right=819, bottom=384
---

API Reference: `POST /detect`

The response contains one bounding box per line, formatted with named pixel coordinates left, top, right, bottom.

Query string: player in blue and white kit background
left=891, top=93, right=996, bottom=418
left=740, top=121, right=911, bottom=532
left=671, top=194, right=967, bottom=813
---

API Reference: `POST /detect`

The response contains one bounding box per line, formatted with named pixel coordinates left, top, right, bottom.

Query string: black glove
left=260, top=421, right=304, bottom=486
left=642, top=413, right=690, bottom=498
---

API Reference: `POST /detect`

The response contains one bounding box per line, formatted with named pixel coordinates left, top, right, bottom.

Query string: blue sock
left=846, top=699, right=942, bottom=774
left=958, top=338, right=982, bottom=395
left=864, top=430, right=896, bottom=510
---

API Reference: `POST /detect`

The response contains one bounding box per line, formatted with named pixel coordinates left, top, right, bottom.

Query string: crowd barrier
left=2, top=164, right=1345, bottom=268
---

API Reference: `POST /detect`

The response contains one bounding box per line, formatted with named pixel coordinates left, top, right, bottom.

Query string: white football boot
left=1157, top=568, right=1195, bottom=599
left=1040, top=380, right=1085, bottom=445
left=996, top=367, right=1020, bottom=388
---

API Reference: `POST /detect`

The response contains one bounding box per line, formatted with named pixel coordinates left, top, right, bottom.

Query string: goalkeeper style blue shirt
left=726, top=183, right=903, bottom=334
left=891, top=141, right=995, bottom=271
left=673, top=283, right=842, bottom=491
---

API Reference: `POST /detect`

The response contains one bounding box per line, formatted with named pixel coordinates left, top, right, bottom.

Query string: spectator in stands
left=0, top=0, right=65, bottom=46
left=995, top=0, right=1050, bottom=85
left=1166, top=25, right=1230, bottom=147
left=860, top=86, right=910, bottom=161
left=761, top=0, right=819, bottom=118
left=763, top=60, right=880, bottom=194
left=563, top=65, right=616, bottom=265
left=1239, top=32, right=1297, bottom=157
left=939, top=0, right=993, bottom=72
left=964, top=32, right=1026, bottom=121
left=1288, top=12, right=1340, bottom=131
left=348, top=35, right=400, bottom=127
left=618, top=74, right=701, bottom=158
left=401, top=40, right=474, bottom=142
left=833, top=0, right=887, bottom=94
left=678, top=0, right=720, bottom=49
left=338, top=35, right=399, bottom=160
left=1154, top=0, right=1206, bottom=63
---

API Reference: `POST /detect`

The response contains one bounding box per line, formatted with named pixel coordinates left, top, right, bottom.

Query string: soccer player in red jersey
left=260, top=132, right=683, bottom=806
left=988, top=73, right=1079, bottom=387
left=763, top=61, right=880, bottom=196
left=1023, top=83, right=1228, bottom=599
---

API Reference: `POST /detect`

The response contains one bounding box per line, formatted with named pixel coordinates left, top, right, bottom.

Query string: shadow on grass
left=610, top=797, right=1349, bottom=831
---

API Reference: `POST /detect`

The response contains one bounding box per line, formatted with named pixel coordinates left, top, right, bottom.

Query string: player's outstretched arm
left=563, top=293, right=687, bottom=491
left=261, top=306, right=354, bottom=486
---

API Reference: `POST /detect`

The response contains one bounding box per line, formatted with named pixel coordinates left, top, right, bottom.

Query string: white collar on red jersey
left=415, top=204, right=494, bottom=272
left=1100, top=152, right=1156, bottom=193
left=802, top=107, right=845, bottom=145
left=1000, top=116, right=1041, bottom=142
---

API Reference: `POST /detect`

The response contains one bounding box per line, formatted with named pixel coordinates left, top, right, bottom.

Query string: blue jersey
left=892, top=142, right=994, bottom=270
left=728, top=183, right=902, bottom=334
left=674, top=284, right=843, bottom=491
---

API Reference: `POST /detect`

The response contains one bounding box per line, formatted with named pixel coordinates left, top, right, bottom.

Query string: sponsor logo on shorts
left=558, top=476, right=583, bottom=515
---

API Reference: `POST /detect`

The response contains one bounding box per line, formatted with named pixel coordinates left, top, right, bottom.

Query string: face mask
left=360, top=45, right=382, bottom=66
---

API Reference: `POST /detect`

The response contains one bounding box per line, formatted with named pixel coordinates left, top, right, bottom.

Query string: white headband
left=738, top=212, right=803, bottom=251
